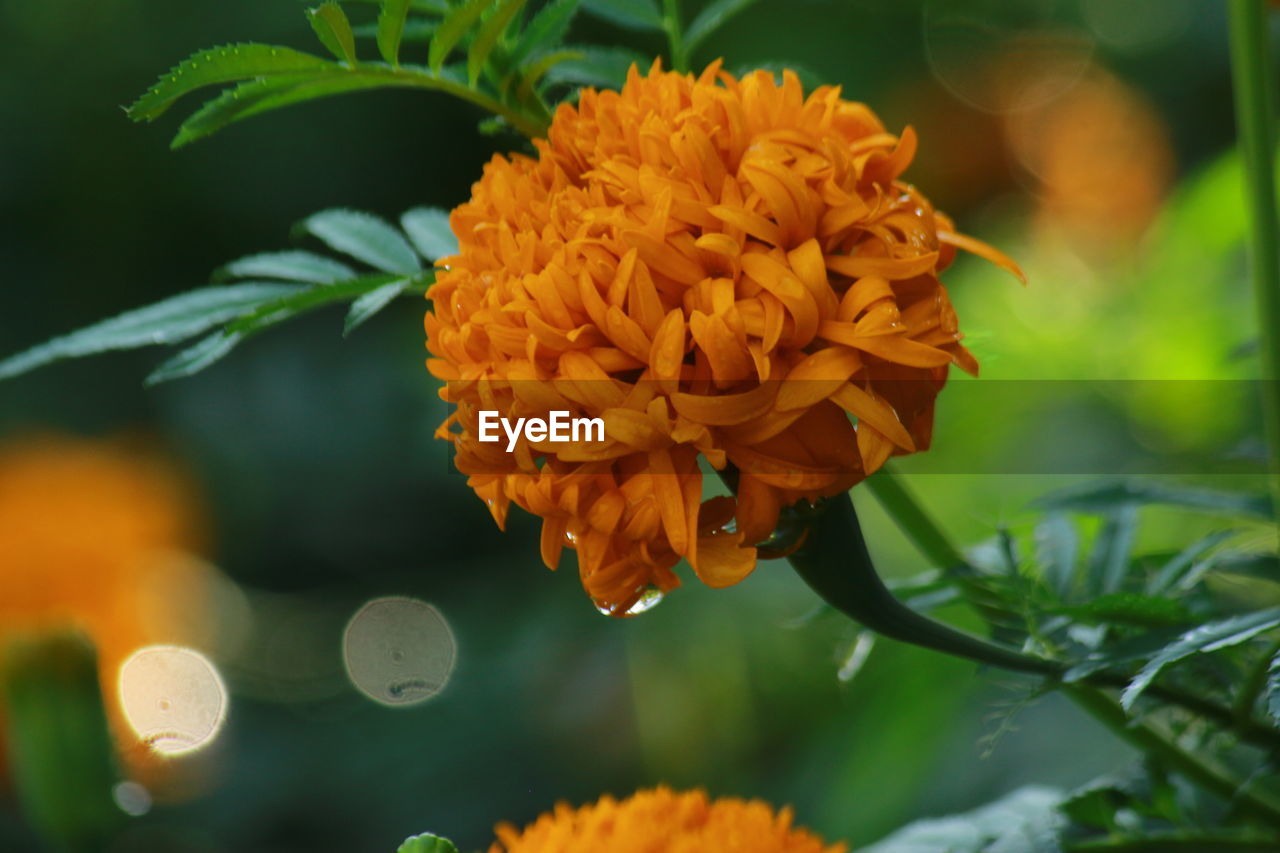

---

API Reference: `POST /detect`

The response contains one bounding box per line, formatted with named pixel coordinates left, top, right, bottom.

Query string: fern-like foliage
left=0, top=208, right=455, bottom=384
left=125, top=0, right=601, bottom=144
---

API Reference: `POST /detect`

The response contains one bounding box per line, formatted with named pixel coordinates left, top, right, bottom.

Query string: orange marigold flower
left=0, top=435, right=209, bottom=759
left=489, top=786, right=845, bottom=853
left=426, top=62, right=1019, bottom=614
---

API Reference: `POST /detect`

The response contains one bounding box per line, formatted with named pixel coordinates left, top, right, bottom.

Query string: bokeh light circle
left=118, top=645, right=228, bottom=756
left=342, top=596, right=456, bottom=707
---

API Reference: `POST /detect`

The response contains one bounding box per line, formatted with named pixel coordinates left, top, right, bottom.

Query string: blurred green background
left=0, top=0, right=1273, bottom=850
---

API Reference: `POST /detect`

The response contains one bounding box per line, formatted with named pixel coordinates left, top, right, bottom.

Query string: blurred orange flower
left=426, top=62, right=1019, bottom=614
left=1004, top=68, right=1173, bottom=259
left=0, top=435, right=210, bottom=763
left=489, top=786, right=845, bottom=853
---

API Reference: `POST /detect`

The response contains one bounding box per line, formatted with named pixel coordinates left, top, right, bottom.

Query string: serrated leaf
left=1035, top=479, right=1272, bottom=520
left=145, top=330, right=245, bottom=385
left=863, top=786, right=1065, bottom=853
left=1146, top=529, right=1238, bottom=595
left=1054, top=594, right=1192, bottom=628
left=515, top=49, right=581, bottom=103
left=510, top=0, right=579, bottom=66
left=226, top=274, right=414, bottom=336
left=430, top=0, right=490, bottom=73
left=1087, top=505, right=1138, bottom=596
left=398, top=833, right=460, bottom=853
left=401, top=207, right=458, bottom=260
left=1035, top=513, right=1078, bottom=599
left=170, top=72, right=405, bottom=148
left=1121, top=608, right=1280, bottom=710
left=217, top=251, right=356, bottom=284
left=0, top=284, right=300, bottom=381
left=1062, top=627, right=1186, bottom=683
left=127, top=44, right=336, bottom=121
left=378, top=0, right=414, bottom=64
left=307, top=2, right=358, bottom=64
left=300, top=209, right=421, bottom=273
left=344, top=279, right=412, bottom=334
left=580, top=0, right=662, bottom=31
left=544, top=45, right=646, bottom=89
left=469, top=0, right=527, bottom=85
left=684, top=0, right=756, bottom=52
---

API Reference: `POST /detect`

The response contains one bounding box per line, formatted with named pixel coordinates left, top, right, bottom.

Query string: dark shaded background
left=0, top=0, right=1265, bottom=850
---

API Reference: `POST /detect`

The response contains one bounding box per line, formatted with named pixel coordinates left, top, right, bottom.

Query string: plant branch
left=1064, top=684, right=1280, bottom=827
left=1228, top=0, right=1280, bottom=526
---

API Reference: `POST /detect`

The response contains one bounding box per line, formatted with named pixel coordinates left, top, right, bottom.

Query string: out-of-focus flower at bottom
left=486, top=786, right=846, bottom=853
left=0, top=434, right=218, bottom=773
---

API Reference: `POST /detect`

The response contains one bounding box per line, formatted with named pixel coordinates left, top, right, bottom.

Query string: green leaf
left=398, top=833, right=460, bottom=853
left=515, top=49, right=582, bottom=103
left=343, top=279, right=413, bottom=334
left=509, top=0, right=579, bottom=66
left=469, top=0, right=527, bottom=85
left=1054, top=594, right=1192, bottom=628
left=300, top=209, right=422, bottom=273
left=1035, top=513, right=1078, bottom=599
left=1266, top=650, right=1280, bottom=723
left=1063, top=627, right=1187, bottom=683
left=401, top=207, right=458, bottom=261
left=863, top=786, right=1065, bottom=853
left=227, top=274, right=412, bottom=336
left=145, top=330, right=245, bottom=385
left=0, top=284, right=300, bottom=381
left=1121, top=608, right=1280, bottom=710
left=544, top=45, right=646, bottom=89
left=684, top=0, right=757, bottom=53
left=346, top=0, right=449, bottom=12
left=171, top=72, right=420, bottom=149
left=1146, top=529, right=1238, bottom=595
left=1087, top=505, right=1139, bottom=595
left=353, top=19, right=439, bottom=43
left=217, top=250, right=356, bottom=284
left=307, top=2, right=358, bottom=64
left=127, top=44, right=336, bottom=121
left=378, top=0, right=414, bottom=65
left=580, top=0, right=662, bottom=31
left=430, top=0, right=491, bottom=73
left=1035, top=479, right=1272, bottom=520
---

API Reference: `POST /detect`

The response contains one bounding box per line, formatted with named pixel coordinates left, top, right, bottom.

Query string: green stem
left=1064, top=684, right=1280, bottom=827
left=865, top=466, right=969, bottom=572
left=1228, top=0, right=1280, bottom=526
left=662, top=0, right=688, bottom=73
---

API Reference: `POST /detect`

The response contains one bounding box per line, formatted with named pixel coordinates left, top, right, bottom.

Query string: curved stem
left=1228, top=0, right=1280, bottom=526
left=786, top=490, right=1060, bottom=675
left=794, top=488, right=1280, bottom=751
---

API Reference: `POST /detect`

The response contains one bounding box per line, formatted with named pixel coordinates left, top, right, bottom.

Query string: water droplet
left=118, top=646, right=227, bottom=756
left=343, top=597, right=456, bottom=707
left=595, top=587, right=664, bottom=617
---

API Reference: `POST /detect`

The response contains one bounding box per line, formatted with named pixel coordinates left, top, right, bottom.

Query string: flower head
left=0, top=435, right=209, bottom=757
left=426, top=62, right=1019, bottom=614
left=489, top=786, right=845, bottom=853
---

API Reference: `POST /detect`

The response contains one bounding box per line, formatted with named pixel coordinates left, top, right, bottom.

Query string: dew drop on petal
left=118, top=646, right=228, bottom=756
left=595, top=587, right=664, bottom=618
left=342, top=597, right=456, bottom=707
